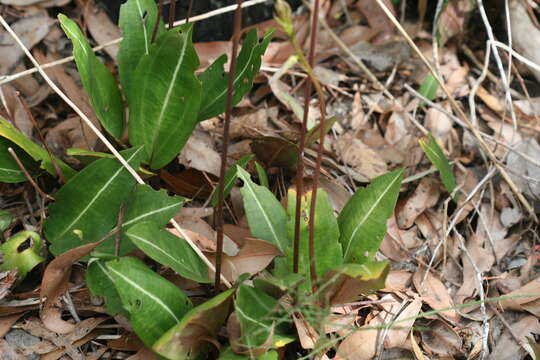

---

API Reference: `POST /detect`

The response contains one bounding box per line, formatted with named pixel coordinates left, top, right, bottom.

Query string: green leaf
left=0, top=117, right=75, bottom=179
left=198, top=29, right=274, bottom=121
left=0, top=231, right=44, bottom=278
left=44, top=147, right=144, bottom=255
left=236, top=167, right=288, bottom=252
left=58, top=14, right=124, bottom=138
left=126, top=221, right=209, bottom=283
left=274, top=188, right=342, bottom=291
left=0, top=210, right=13, bottom=233
left=86, top=259, right=128, bottom=317
left=319, top=261, right=389, bottom=305
left=419, top=133, right=458, bottom=200
left=118, top=0, right=165, bottom=102
left=338, top=169, right=403, bottom=263
left=235, top=284, right=280, bottom=349
left=255, top=161, right=269, bottom=188
left=66, top=148, right=116, bottom=159
left=154, top=288, right=235, bottom=359
left=0, top=137, right=39, bottom=183
left=129, top=26, right=202, bottom=169
left=419, top=73, right=438, bottom=103
left=305, top=115, right=338, bottom=145
left=93, top=184, right=185, bottom=256
left=107, top=257, right=192, bottom=346
left=211, top=154, right=254, bottom=207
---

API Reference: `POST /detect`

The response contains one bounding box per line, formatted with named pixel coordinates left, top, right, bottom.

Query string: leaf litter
left=1, top=0, right=540, bottom=358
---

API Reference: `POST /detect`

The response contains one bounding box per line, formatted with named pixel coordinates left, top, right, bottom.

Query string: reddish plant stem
left=151, top=0, right=164, bottom=43
left=214, top=0, right=243, bottom=292
left=168, top=0, right=176, bottom=29
left=306, top=0, right=322, bottom=292
left=186, top=0, right=194, bottom=23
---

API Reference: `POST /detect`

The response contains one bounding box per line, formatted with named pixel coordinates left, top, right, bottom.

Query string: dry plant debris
left=1, top=0, right=540, bottom=359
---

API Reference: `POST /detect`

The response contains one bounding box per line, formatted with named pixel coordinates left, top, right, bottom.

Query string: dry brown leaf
left=336, top=134, right=388, bottom=181
left=230, top=108, right=275, bottom=138
left=384, top=298, right=422, bottom=349
left=40, top=241, right=104, bottom=334
left=420, top=320, right=462, bottom=357
left=413, top=270, right=459, bottom=324
left=195, top=41, right=231, bottom=69
left=383, top=270, right=413, bottom=292
left=84, top=0, right=121, bottom=60
left=506, top=137, right=540, bottom=198
left=490, top=315, right=540, bottom=360
left=356, top=0, right=396, bottom=42
left=397, top=177, right=440, bottom=229
left=510, top=0, right=540, bottom=82
left=178, top=130, right=221, bottom=177
left=0, top=270, right=18, bottom=301
left=1, top=83, right=34, bottom=137
left=424, top=106, right=453, bottom=140
left=0, top=313, right=25, bottom=338
left=207, top=238, right=281, bottom=283
left=476, top=86, right=504, bottom=113
left=437, top=0, right=473, bottom=45
left=0, top=12, right=53, bottom=75
left=499, top=277, right=540, bottom=312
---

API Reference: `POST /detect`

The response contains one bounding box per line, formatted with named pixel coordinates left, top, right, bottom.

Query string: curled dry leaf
left=499, top=277, right=540, bottom=314
left=397, top=177, right=440, bottom=229
left=413, top=270, right=459, bottom=324
left=40, top=240, right=104, bottom=334
left=207, top=238, right=281, bottom=283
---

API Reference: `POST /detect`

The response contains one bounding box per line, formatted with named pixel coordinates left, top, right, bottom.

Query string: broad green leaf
left=236, top=167, right=287, bottom=252
left=107, top=257, right=192, bottom=346
left=419, top=133, right=458, bottom=200
left=274, top=188, right=342, bottom=291
left=198, top=29, right=274, bottom=121
left=253, top=273, right=304, bottom=299
left=93, top=184, right=185, bottom=256
left=0, top=231, right=44, bottom=278
left=338, top=169, right=403, bottom=263
left=255, top=161, right=269, bottom=188
left=0, top=137, right=38, bottom=183
left=86, top=259, right=128, bottom=317
left=44, top=147, right=144, bottom=255
left=235, top=284, right=280, bottom=349
left=154, top=288, right=235, bottom=359
left=126, top=221, right=209, bottom=283
left=218, top=347, right=278, bottom=360
left=129, top=26, right=202, bottom=169
left=211, top=154, right=254, bottom=207
left=419, top=73, right=438, bottom=103
left=58, top=14, right=124, bottom=138
left=319, top=261, right=389, bottom=305
left=118, top=0, right=165, bottom=102
left=0, top=117, right=75, bottom=179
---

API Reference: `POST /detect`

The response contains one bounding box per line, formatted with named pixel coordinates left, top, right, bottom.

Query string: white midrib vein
left=55, top=149, right=140, bottom=240
left=151, top=35, right=188, bottom=148
left=343, top=173, right=401, bottom=260
left=135, top=0, right=150, bottom=55
left=235, top=305, right=272, bottom=330
left=203, top=43, right=258, bottom=112
left=243, top=180, right=281, bottom=250
left=122, top=202, right=181, bottom=227
left=107, top=265, right=180, bottom=322
left=0, top=167, right=22, bottom=173
left=128, top=233, right=188, bottom=271
left=63, top=24, right=88, bottom=56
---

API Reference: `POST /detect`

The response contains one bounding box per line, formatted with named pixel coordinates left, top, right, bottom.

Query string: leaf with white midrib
left=339, top=169, right=403, bottom=263
left=236, top=166, right=287, bottom=252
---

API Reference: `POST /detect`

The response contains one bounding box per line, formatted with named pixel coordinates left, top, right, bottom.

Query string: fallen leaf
left=397, top=177, right=440, bottom=229
left=413, top=270, right=459, bottom=324
left=40, top=240, right=104, bottom=334
left=336, top=134, right=388, bottom=181
left=384, top=298, right=422, bottom=349
left=84, top=0, right=121, bottom=60
left=178, top=130, right=221, bottom=177
left=420, top=320, right=462, bottom=357
left=491, top=315, right=540, bottom=360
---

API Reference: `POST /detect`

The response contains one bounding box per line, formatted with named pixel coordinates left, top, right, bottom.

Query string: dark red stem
left=151, top=0, right=164, bottom=43
left=306, top=0, right=322, bottom=292
left=186, top=0, right=193, bottom=23
left=168, top=0, right=176, bottom=29
left=214, top=0, right=243, bottom=291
